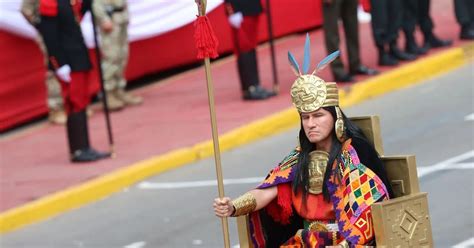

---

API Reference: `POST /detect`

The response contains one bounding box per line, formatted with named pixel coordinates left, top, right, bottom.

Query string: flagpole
left=265, top=0, right=279, bottom=94
left=90, top=5, right=115, bottom=156
left=194, top=1, right=230, bottom=247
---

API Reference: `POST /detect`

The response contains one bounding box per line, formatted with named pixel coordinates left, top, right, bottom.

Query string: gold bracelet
left=231, top=192, right=257, bottom=217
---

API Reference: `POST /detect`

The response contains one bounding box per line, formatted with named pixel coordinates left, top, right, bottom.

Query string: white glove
left=56, top=64, right=71, bottom=83
left=228, top=12, right=243, bottom=28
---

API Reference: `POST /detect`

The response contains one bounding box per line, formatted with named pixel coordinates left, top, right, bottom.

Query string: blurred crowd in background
left=7, top=0, right=474, bottom=162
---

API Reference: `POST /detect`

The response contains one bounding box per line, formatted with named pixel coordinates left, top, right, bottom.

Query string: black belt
left=105, top=6, right=125, bottom=16
left=112, top=6, right=125, bottom=12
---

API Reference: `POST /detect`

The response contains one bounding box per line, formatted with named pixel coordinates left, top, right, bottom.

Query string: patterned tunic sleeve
left=257, top=149, right=299, bottom=189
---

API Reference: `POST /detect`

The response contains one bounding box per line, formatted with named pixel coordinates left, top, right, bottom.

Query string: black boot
left=243, top=85, right=277, bottom=100
left=390, top=42, right=417, bottom=61
left=237, top=50, right=275, bottom=100
left=66, top=111, right=110, bottom=163
left=460, top=24, right=474, bottom=40
left=378, top=45, right=398, bottom=66
left=423, top=33, right=453, bottom=48
left=405, top=32, right=428, bottom=55
left=334, top=73, right=354, bottom=83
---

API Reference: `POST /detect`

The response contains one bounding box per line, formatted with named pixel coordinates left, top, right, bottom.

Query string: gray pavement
left=1, top=63, right=473, bottom=248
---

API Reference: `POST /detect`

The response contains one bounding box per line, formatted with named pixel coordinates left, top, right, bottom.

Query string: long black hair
left=292, top=106, right=394, bottom=202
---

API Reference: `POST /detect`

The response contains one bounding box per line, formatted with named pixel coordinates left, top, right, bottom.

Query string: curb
left=0, top=43, right=472, bottom=234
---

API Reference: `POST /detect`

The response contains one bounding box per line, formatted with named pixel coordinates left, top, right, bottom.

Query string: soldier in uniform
left=370, top=0, right=417, bottom=66
left=21, top=0, right=66, bottom=124
left=37, top=0, right=110, bottom=162
left=92, top=0, right=142, bottom=111
left=322, top=0, right=378, bottom=82
left=225, top=0, right=276, bottom=100
left=401, top=0, right=452, bottom=55
left=454, top=0, right=474, bottom=40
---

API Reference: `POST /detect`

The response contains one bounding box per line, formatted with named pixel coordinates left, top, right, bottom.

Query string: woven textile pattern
left=328, top=140, right=389, bottom=245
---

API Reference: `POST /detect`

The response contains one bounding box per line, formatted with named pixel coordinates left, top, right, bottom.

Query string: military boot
left=237, top=50, right=275, bottom=101
left=66, top=111, right=110, bottom=163
left=404, top=31, right=428, bottom=55
left=105, top=91, right=125, bottom=111
left=377, top=45, right=398, bottom=66
left=115, top=89, right=143, bottom=106
left=389, top=42, right=417, bottom=61
left=422, top=33, right=452, bottom=49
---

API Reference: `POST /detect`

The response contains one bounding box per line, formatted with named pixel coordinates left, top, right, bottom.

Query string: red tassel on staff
left=194, top=16, right=219, bottom=59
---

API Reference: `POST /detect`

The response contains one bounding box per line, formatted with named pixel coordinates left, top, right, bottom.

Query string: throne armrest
left=372, top=192, right=433, bottom=247
left=237, top=215, right=253, bottom=248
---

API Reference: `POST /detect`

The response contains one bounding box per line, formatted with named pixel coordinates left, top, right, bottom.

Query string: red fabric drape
left=0, top=1, right=324, bottom=131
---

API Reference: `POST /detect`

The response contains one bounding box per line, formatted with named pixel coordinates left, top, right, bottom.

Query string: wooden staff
left=194, top=1, right=230, bottom=247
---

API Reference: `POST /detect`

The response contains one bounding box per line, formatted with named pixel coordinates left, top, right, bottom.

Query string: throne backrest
left=350, top=116, right=384, bottom=156
left=350, top=116, right=420, bottom=197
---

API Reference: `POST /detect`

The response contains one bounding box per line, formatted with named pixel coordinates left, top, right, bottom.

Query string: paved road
left=1, top=63, right=473, bottom=248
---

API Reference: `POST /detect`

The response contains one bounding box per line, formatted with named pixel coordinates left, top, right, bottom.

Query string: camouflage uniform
left=93, top=0, right=142, bottom=110
left=21, top=0, right=66, bottom=123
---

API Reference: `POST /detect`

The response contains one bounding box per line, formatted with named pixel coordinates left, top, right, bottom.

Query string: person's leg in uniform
left=233, top=15, right=275, bottom=100
left=323, top=0, right=353, bottom=82
left=454, top=0, right=474, bottom=39
left=468, top=0, right=474, bottom=39
left=387, top=0, right=417, bottom=61
left=36, top=36, right=67, bottom=124
left=45, top=70, right=67, bottom=123
left=100, top=22, right=125, bottom=111
left=60, top=71, right=110, bottom=163
left=370, top=0, right=398, bottom=66
left=112, top=22, right=143, bottom=106
left=417, top=0, right=452, bottom=48
left=341, top=0, right=378, bottom=77
left=402, top=0, right=427, bottom=55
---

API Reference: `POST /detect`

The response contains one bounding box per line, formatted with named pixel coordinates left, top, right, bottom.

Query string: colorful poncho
left=248, top=139, right=389, bottom=248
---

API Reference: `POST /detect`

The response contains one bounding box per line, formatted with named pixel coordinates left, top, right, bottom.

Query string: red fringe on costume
left=266, top=183, right=293, bottom=224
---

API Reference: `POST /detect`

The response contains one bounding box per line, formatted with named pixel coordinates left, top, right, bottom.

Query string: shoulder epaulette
left=39, top=0, right=58, bottom=17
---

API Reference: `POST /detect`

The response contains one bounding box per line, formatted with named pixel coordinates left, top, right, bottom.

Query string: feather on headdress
left=289, top=34, right=341, bottom=113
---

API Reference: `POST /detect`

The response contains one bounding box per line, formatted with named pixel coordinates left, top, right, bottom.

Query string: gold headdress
left=288, top=34, right=345, bottom=142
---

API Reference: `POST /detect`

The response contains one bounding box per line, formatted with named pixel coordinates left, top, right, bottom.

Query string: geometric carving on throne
left=399, top=210, right=418, bottom=238
left=372, top=192, right=433, bottom=248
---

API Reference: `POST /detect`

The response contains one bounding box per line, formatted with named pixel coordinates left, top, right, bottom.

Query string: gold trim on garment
left=308, top=221, right=329, bottom=232
left=307, top=220, right=339, bottom=245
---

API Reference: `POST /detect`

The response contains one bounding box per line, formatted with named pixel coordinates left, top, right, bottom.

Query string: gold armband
left=231, top=192, right=256, bottom=217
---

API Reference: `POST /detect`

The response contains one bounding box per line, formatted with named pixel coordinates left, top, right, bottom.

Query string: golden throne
left=236, top=116, right=434, bottom=247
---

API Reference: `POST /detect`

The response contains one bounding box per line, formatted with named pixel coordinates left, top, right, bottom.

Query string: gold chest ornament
left=307, top=150, right=329, bottom=194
